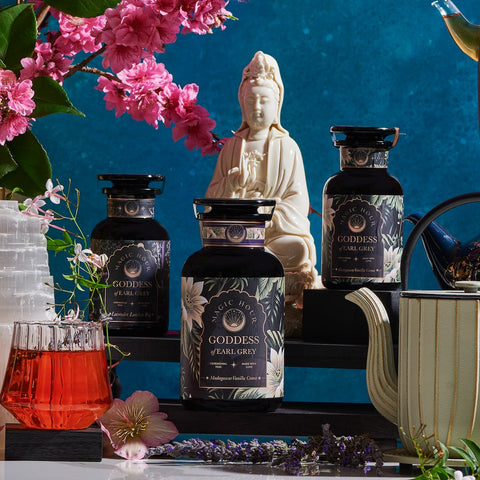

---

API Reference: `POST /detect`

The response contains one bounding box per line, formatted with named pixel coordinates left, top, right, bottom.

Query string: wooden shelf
left=109, top=332, right=391, bottom=369
left=158, top=399, right=397, bottom=447
left=109, top=332, right=399, bottom=445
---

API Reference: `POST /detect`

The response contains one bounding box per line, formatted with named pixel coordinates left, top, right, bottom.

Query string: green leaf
left=62, top=230, right=73, bottom=245
left=0, top=131, right=52, bottom=198
left=79, top=277, right=110, bottom=289
left=43, top=0, right=121, bottom=18
left=47, top=238, right=71, bottom=251
left=0, top=143, right=18, bottom=178
left=0, top=5, right=36, bottom=72
left=460, top=438, right=480, bottom=468
left=31, top=77, right=85, bottom=119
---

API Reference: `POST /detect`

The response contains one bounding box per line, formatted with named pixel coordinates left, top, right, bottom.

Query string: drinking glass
left=0, top=321, right=112, bottom=429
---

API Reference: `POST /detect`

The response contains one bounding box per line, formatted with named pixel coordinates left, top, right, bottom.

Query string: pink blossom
left=148, top=0, right=179, bottom=15
left=20, top=41, right=72, bottom=83
left=54, top=13, right=106, bottom=56
left=180, top=0, right=232, bottom=35
left=172, top=104, right=216, bottom=151
left=112, top=3, right=158, bottom=48
left=155, top=10, right=182, bottom=46
left=96, top=58, right=173, bottom=126
left=96, top=77, right=129, bottom=117
left=98, top=390, right=178, bottom=460
left=101, top=42, right=144, bottom=73
left=174, top=83, right=199, bottom=119
left=8, top=80, right=36, bottom=116
left=117, top=57, right=172, bottom=93
left=0, top=69, right=35, bottom=145
left=0, top=113, right=31, bottom=144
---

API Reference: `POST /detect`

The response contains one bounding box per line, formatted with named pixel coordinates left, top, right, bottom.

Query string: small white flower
left=44, top=178, right=64, bottom=204
left=266, top=347, right=284, bottom=398
left=384, top=245, right=401, bottom=282
left=454, top=470, right=475, bottom=480
left=68, top=243, right=93, bottom=264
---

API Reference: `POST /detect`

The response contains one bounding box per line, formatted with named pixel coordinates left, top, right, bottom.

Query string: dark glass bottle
left=321, top=126, right=404, bottom=290
left=90, top=174, right=170, bottom=336
left=181, top=198, right=285, bottom=412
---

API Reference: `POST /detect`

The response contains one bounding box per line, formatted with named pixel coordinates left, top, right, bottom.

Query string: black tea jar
left=321, top=126, right=404, bottom=290
left=181, top=198, right=285, bottom=412
left=90, top=174, right=170, bottom=336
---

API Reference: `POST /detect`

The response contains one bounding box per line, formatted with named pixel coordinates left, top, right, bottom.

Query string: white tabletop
left=0, top=458, right=408, bottom=480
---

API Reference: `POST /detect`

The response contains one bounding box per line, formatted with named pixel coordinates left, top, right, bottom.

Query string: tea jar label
left=180, top=276, right=285, bottom=400
left=322, top=194, right=403, bottom=283
left=91, top=239, right=170, bottom=327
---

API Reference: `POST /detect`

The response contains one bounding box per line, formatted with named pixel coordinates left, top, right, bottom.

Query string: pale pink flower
left=64, top=305, right=82, bottom=322
left=23, top=195, right=46, bottom=215
left=54, top=13, right=106, bottom=56
left=40, top=210, right=56, bottom=234
left=44, top=179, right=65, bottom=204
left=87, top=252, right=108, bottom=271
left=97, top=390, right=178, bottom=460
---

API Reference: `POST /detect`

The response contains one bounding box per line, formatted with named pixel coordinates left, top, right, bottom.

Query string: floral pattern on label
left=322, top=194, right=403, bottom=284
left=180, top=276, right=285, bottom=401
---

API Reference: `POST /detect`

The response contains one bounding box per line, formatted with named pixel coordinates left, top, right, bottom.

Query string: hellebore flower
left=97, top=390, right=178, bottom=460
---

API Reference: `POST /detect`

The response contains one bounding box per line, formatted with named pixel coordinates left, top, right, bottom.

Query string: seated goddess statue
left=206, top=51, right=319, bottom=323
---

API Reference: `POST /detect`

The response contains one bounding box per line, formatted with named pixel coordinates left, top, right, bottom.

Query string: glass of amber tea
left=0, top=321, right=113, bottom=430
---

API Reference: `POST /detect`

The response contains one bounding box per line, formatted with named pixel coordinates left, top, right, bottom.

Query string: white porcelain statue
left=206, top=51, right=319, bottom=320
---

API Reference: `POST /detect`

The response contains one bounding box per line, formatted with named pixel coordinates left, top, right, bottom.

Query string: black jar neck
left=199, top=219, right=266, bottom=248
left=107, top=196, right=155, bottom=218
left=340, top=147, right=389, bottom=169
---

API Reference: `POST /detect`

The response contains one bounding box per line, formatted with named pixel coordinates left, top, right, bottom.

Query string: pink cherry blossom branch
left=63, top=45, right=106, bottom=81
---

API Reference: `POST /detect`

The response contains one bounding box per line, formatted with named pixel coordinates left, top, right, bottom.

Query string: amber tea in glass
left=0, top=321, right=112, bottom=430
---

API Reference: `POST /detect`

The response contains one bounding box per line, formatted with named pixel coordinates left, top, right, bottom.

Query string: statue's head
left=237, top=51, right=286, bottom=134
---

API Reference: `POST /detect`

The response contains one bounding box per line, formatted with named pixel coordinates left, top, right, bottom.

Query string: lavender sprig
left=145, top=424, right=383, bottom=476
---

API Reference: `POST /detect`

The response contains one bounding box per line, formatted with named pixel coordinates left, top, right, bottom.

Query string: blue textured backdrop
left=23, top=1, right=480, bottom=402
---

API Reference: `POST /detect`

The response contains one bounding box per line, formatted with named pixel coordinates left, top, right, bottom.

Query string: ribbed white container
left=0, top=201, right=56, bottom=428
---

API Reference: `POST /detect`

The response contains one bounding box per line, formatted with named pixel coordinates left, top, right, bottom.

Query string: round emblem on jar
left=348, top=213, right=366, bottom=233
left=222, top=308, right=246, bottom=332
left=124, top=259, right=142, bottom=278
left=124, top=201, right=140, bottom=216
left=226, top=224, right=246, bottom=243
